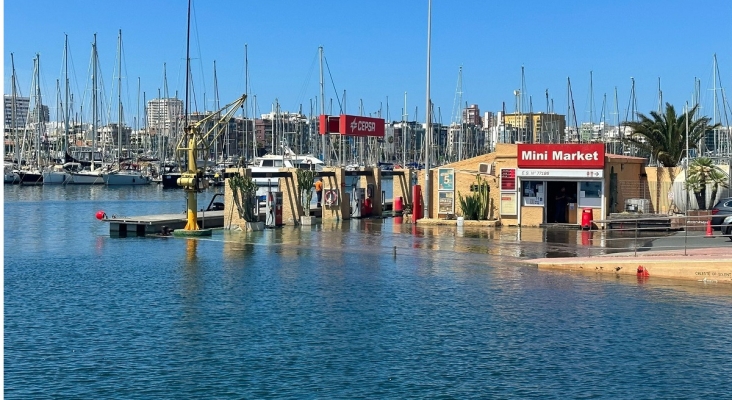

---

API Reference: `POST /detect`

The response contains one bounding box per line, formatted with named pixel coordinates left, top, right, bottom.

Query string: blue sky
left=3, top=0, right=731, bottom=126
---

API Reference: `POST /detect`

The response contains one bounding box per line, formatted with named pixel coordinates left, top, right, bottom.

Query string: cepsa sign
left=338, top=115, right=385, bottom=137
left=517, top=143, right=605, bottom=169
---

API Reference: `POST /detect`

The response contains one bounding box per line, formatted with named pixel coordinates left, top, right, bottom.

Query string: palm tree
left=686, top=157, right=728, bottom=209
left=623, top=103, right=720, bottom=213
left=623, top=103, right=719, bottom=167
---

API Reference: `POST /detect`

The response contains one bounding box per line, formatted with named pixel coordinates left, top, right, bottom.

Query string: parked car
left=711, top=197, right=732, bottom=230
left=720, top=215, right=732, bottom=239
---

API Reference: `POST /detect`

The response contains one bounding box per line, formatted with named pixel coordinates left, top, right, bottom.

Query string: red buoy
left=95, top=210, right=107, bottom=220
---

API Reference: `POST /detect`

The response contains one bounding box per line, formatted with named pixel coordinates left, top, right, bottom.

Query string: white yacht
left=4, top=162, right=20, bottom=184
left=103, top=167, right=152, bottom=186
left=249, top=147, right=324, bottom=196
left=42, top=164, right=72, bottom=185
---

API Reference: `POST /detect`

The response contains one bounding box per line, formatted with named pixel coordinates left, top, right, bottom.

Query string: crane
left=175, top=94, right=247, bottom=234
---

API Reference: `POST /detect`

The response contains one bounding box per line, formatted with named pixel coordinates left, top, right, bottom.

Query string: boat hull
left=162, top=173, right=181, bottom=189
left=19, top=170, right=43, bottom=185
left=103, top=171, right=152, bottom=185
left=68, top=171, right=105, bottom=185
left=42, top=171, right=71, bottom=184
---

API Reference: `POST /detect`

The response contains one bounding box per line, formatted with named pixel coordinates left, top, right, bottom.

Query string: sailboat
left=44, top=36, right=73, bottom=185
left=18, top=54, right=45, bottom=185
left=68, top=34, right=105, bottom=185
left=5, top=53, right=21, bottom=184
left=103, top=30, right=151, bottom=186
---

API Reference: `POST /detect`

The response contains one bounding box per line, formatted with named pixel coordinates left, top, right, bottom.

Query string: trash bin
left=581, top=208, right=594, bottom=229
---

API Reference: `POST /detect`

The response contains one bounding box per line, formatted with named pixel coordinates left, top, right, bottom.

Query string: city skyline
left=3, top=0, right=731, bottom=127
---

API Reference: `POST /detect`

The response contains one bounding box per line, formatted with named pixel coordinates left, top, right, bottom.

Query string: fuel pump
left=351, top=185, right=365, bottom=218
left=265, top=189, right=283, bottom=228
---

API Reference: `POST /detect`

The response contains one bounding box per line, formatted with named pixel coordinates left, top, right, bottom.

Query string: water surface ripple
left=5, top=185, right=732, bottom=398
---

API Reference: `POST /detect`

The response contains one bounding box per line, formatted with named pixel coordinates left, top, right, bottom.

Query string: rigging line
left=191, top=0, right=207, bottom=107
left=323, top=55, right=343, bottom=113
left=294, top=50, right=319, bottom=111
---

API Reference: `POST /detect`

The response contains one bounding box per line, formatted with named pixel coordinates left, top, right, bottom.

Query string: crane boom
left=176, top=94, right=247, bottom=233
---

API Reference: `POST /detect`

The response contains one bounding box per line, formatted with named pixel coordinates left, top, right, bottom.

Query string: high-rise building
left=502, top=112, right=566, bottom=144
left=462, top=104, right=481, bottom=126
left=146, top=98, right=183, bottom=135
left=4, top=95, right=30, bottom=129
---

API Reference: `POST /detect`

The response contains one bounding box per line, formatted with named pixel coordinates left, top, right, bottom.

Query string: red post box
left=581, top=208, right=594, bottom=230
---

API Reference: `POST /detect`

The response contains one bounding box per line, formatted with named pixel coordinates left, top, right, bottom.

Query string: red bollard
left=394, top=196, right=403, bottom=215
left=412, top=185, right=422, bottom=221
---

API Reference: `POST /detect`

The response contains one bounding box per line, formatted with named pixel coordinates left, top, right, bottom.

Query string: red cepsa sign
left=339, top=114, right=385, bottom=137
left=318, top=114, right=385, bottom=137
left=517, top=143, right=605, bottom=169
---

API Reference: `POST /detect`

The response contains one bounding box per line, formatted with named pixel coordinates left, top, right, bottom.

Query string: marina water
left=5, top=185, right=732, bottom=398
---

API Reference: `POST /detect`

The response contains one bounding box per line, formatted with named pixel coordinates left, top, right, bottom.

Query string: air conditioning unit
left=478, top=162, right=493, bottom=175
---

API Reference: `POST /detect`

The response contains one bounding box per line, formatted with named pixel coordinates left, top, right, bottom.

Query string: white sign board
left=517, top=168, right=604, bottom=179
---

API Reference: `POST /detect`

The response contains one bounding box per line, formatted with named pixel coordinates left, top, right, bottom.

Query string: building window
left=522, top=180, right=544, bottom=206
left=578, top=181, right=602, bottom=208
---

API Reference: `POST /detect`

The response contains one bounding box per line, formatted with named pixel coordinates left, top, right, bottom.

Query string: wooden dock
left=105, top=211, right=225, bottom=237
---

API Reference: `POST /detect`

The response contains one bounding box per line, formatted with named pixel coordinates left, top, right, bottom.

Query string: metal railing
left=581, top=214, right=725, bottom=257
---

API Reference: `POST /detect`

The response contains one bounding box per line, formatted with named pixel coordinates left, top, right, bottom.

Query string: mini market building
left=418, top=143, right=648, bottom=227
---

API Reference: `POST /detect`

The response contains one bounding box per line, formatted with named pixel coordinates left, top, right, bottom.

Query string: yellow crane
left=175, top=94, right=247, bottom=235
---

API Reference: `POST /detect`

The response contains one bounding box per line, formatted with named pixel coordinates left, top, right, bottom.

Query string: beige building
left=502, top=112, right=566, bottom=144
left=419, top=143, right=650, bottom=227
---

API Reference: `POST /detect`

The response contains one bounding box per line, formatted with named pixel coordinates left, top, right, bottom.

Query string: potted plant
left=229, top=173, right=264, bottom=231
left=686, top=157, right=728, bottom=210
left=296, top=168, right=317, bottom=225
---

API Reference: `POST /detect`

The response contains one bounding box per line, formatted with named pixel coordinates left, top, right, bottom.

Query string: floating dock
left=105, top=211, right=225, bottom=237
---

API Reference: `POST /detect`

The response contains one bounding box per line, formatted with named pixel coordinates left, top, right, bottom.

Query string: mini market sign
left=517, top=143, right=605, bottom=169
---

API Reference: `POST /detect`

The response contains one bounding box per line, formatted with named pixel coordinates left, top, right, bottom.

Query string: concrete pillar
left=224, top=167, right=250, bottom=229
left=358, top=167, right=382, bottom=216
left=392, top=169, right=413, bottom=209
left=321, top=167, right=349, bottom=221
left=279, top=168, right=300, bottom=225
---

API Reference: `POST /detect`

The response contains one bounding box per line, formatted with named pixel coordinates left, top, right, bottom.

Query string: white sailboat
left=5, top=54, right=21, bottom=184
left=44, top=36, right=73, bottom=185
left=68, top=35, right=105, bottom=185
left=19, top=54, right=45, bottom=186
left=102, top=30, right=150, bottom=186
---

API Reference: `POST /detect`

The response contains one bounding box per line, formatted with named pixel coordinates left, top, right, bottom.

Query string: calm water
left=4, top=185, right=732, bottom=398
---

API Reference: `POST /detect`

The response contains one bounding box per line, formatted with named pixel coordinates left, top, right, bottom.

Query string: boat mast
left=319, top=46, right=326, bottom=164
left=92, top=34, right=98, bottom=171
left=117, top=29, right=123, bottom=170
left=35, top=54, right=43, bottom=169
left=184, top=0, right=191, bottom=128
left=64, top=35, right=70, bottom=161
left=423, top=0, right=432, bottom=219
left=244, top=43, right=248, bottom=162
left=11, top=53, right=19, bottom=164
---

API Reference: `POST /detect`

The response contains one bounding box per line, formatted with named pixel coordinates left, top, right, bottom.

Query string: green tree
left=623, top=103, right=719, bottom=167
left=686, top=157, right=728, bottom=210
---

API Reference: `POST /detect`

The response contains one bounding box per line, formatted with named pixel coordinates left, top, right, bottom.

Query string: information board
left=500, top=168, right=516, bottom=191
left=438, top=168, right=455, bottom=191
left=500, top=192, right=518, bottom=215
left=438, top=191, right=454, bottom=214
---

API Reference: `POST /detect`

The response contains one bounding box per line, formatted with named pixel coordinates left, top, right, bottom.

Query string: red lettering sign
left=338, top=114, right=385, bottom=137
left=517, top=144, right=605, bottom=169
left=500, top=168, right=516, bottom=191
